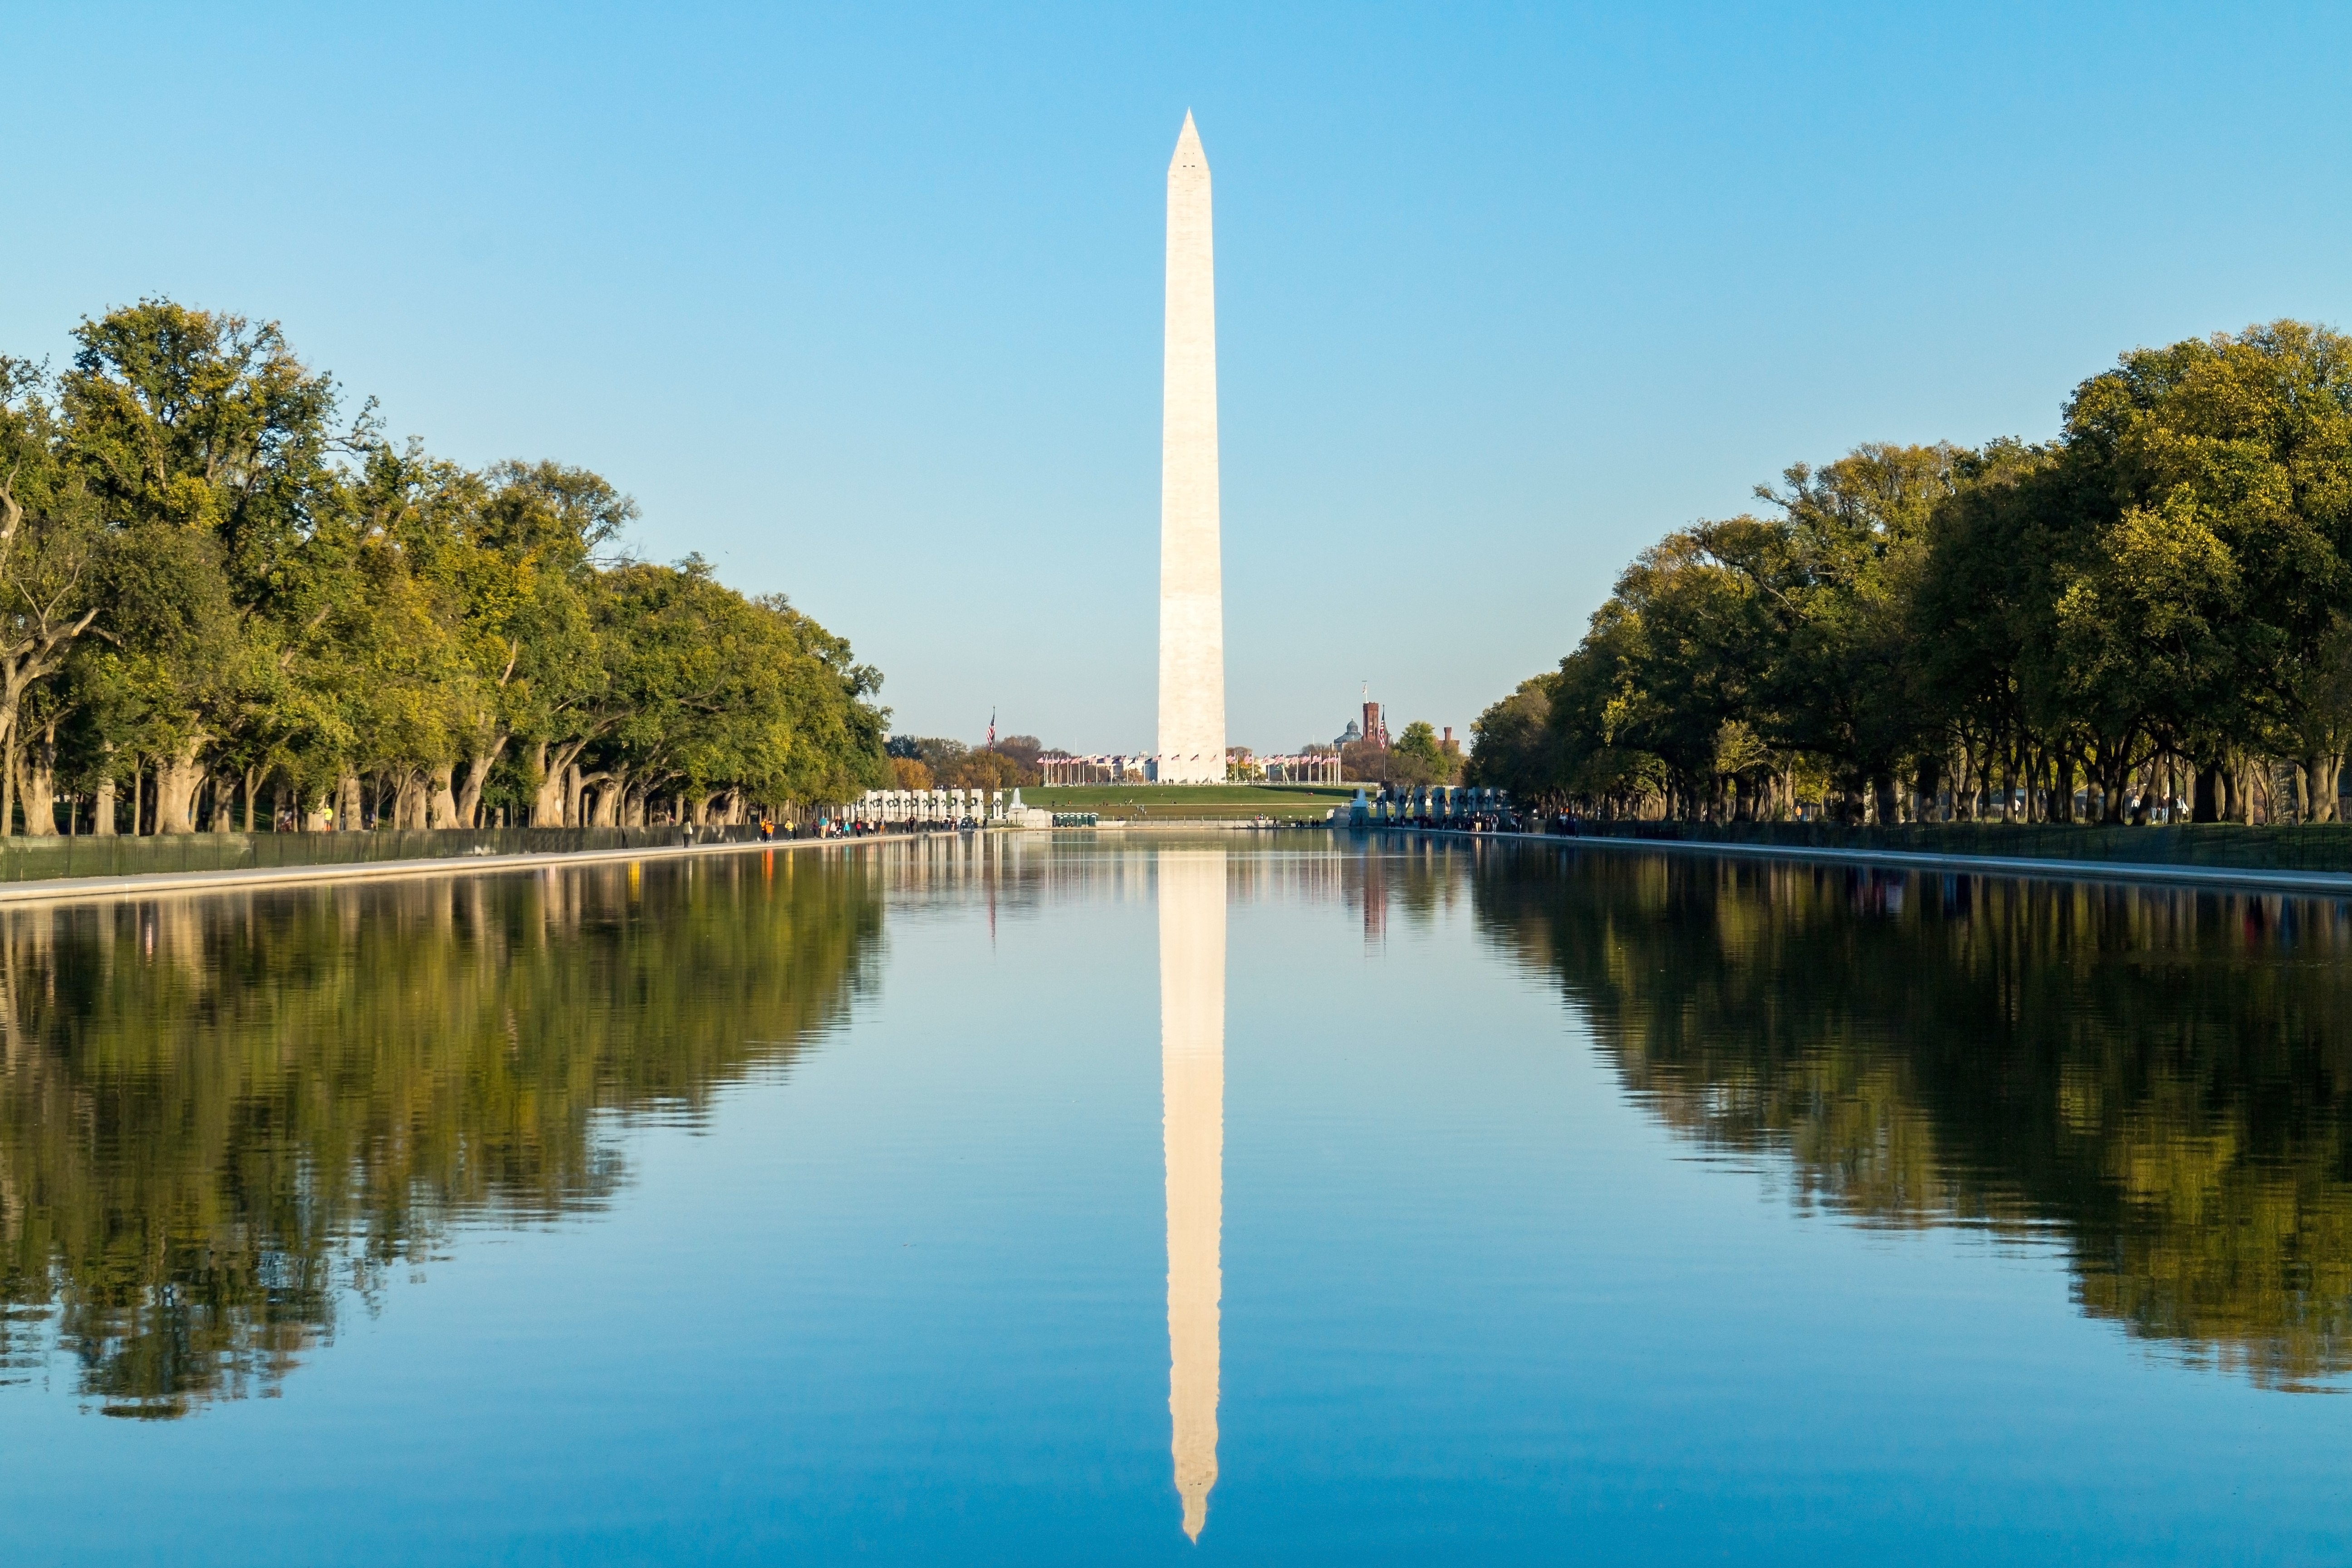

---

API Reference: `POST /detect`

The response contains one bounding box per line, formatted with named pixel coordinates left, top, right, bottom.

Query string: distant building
left=1335, top=719, right=1362, bottom=747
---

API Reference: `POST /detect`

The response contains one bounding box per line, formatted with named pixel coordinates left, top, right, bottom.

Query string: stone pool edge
left=0, top=833, right=936, bottom=908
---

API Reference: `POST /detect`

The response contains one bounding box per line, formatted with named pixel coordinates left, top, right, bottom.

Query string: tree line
left=0, top=299, right=889, bottom=836
left=1469, top=321, right=2352, bottom=825
left=885, top=733, right=1046, bottom=791
left=1340, top=721, right=1462, bottom=789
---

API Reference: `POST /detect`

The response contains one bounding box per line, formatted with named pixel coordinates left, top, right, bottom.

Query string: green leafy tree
left=1389, top=720, right=1455, bottom=788
left=1482, top=322, right=2352, bottom=829
left=0, top=359, right=107, bottom=833
left=2, top=298, right=889, bottom=835
left=59, top=301, right=346, bottom=830
left=1465, top=676, right=1558, bottom=799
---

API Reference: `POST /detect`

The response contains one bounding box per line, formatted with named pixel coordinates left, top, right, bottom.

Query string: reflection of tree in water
left=1465, top=844, right=2352, bottom=1390
left=0, top=852, right=880, bottom=1418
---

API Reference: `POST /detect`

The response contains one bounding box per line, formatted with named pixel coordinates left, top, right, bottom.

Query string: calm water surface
left=2, top=834, right=2350, bottom=1563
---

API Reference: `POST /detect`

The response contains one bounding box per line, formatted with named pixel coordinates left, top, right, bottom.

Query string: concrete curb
left=0, top=833, right=889, bottom=909
left=1378, top=825, right=2352, bottom=897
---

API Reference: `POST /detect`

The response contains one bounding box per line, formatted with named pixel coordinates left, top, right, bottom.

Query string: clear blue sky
left=9, top=3, right=2349, bottom=753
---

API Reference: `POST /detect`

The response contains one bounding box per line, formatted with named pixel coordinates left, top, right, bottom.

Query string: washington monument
left=1156, top=112, right=1225, bottom=783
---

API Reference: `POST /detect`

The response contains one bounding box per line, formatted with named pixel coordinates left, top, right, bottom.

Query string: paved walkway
left=1382, top=825, right=2352, bottom=897
left=0, top=834, right=884, bottom=908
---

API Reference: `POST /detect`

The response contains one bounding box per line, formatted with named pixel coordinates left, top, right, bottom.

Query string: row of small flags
left=1041, top=754, right=1330, bottom=764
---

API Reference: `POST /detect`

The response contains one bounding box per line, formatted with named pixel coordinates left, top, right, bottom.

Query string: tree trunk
left=337, top=770, right=362, bottom=831
left=564, top=764, right=588, bottom=828
left=244, top=765, right=261, bottom=832
left=154, top=738, right=208, bottom=835
left=456, top=732, right=508, bottom=828
left=0, top=715, right=15, bottom=837
left=93, top=774, right=116, bottom=837
left=2305, top=751, right=2340, bottom=824
left=17, top=724, right=57, bottom=837
left=527, top=739, right=589, bottom=826
left=2193, top=764, right=2222, bottom=823
left=590, top=768, right=627, bottom=827
left=524, top=739, right=554, bottom=824
left=428, top=762, right=460, bottom=828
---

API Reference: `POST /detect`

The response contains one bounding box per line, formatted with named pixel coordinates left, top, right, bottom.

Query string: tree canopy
left=884, top=734, right=1044, bottom=790
left=1470, top=322, right=2352, bottom=826
left=0, top=301, right=887, bottom=833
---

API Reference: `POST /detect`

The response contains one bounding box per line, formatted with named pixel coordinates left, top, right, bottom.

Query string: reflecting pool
left=2, top=835, right=2350, bottom=1563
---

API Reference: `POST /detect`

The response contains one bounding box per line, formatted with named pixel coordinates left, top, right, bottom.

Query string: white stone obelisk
left=1160, top=847, right=1224, bottom=1540
left=1157, top=112, right=1225, bottom=784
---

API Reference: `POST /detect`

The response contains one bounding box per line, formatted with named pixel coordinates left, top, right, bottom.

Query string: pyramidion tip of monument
left=1172, top=109, right=1206, bottom=169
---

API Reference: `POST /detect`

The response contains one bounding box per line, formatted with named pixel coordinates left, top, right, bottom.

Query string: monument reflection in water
left=1158, top=848, right=1224, bottom=1539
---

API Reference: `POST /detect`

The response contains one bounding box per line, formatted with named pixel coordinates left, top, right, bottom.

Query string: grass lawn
left=1026, top=783, right=1359, bottom=821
